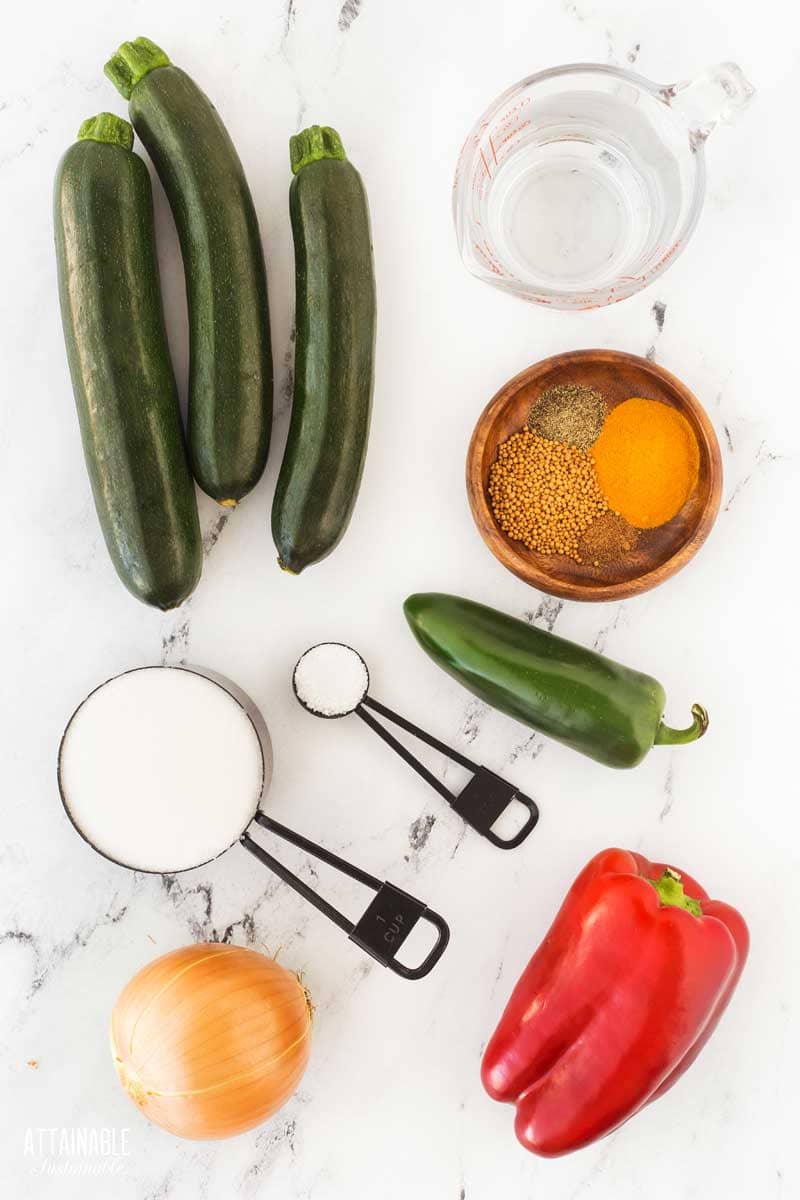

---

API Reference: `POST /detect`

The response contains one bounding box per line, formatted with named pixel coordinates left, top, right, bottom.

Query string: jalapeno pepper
left=403, top=593, right=708, bottom=769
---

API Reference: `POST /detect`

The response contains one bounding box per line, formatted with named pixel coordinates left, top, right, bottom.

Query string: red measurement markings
left=481, top=117, right=533, bottom=170
left=499, top=117, right=531, bottom=142
left=453, top=135, right=473, bottom=189
left=650, top=241, right=681, bottom=272
left=496, top=96, right=532, bottom=125
left=473, top=240, right=505, bottom=276
left=470, top=168, right=488, bottom=201
left=497, top=118, right=531, bottom=152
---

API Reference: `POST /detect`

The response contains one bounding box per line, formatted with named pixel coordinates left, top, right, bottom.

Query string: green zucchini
left=272, top=126, right=376, bottom=573
left=54, top=113, right=202, bottom=611
left=105, top=37, right=273, bottom=504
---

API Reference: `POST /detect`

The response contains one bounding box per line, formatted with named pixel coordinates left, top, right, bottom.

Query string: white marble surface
left=2, top=0, right=799, bottom=1195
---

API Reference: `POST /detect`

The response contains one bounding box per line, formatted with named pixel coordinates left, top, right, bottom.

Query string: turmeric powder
left=592, top=397, right=699, bottom=529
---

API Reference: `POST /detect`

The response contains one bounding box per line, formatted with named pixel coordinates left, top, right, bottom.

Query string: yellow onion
left=110, top=943, right=312, bottom=1139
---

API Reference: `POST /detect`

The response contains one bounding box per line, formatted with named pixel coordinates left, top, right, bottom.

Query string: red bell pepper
left=481, top=848, right=748, bottom=1157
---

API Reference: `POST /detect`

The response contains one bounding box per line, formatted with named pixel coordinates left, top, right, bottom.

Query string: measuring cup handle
left=385, top=908, right=451, bottom=982
left=241, top=817, right=450, bottom=980
left=349, top=883, right=451, bottom=981
left=661, top=63, right=755, bottom=144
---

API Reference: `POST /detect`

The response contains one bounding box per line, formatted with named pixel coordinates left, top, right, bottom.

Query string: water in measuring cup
left=484, top=90, right=685, bottom=293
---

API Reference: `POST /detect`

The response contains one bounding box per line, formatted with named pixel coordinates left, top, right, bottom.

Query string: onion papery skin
left=110, top=943, right=312, bottom=1139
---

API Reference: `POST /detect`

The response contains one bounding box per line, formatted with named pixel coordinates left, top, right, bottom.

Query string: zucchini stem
left=290, top=126, right=346, bottom=174
left=77, top=113, right=134, bottom=152
left=654, top=703, right=709, bottom=747
left=105, top=36, right=170, bottom=100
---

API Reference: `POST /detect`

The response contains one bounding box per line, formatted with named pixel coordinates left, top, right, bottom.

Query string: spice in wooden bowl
left=488, top=429, right=608, bottom=560
left=469, top=350, right=721, bottom=601
left=527, top=383, right=607, bottom=451
left=577, top=512, right=639, bottom=567
left=489, top=385, right=702, bottom=569
left=592, top=397, right=699, bottom=528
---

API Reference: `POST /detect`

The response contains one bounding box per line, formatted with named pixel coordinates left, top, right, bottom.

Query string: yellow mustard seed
left=488, top=429, right=608, bottom=561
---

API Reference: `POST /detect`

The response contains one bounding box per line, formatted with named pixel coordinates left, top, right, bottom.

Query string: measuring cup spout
left=660, top=63, right=755, bottom=146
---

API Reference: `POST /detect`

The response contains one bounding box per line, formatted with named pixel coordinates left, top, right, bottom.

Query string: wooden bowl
left=466, top=350, right=722, bottom=602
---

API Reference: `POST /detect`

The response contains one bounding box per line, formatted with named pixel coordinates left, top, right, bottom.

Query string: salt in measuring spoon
left=293, top=643, right=539, bottom=849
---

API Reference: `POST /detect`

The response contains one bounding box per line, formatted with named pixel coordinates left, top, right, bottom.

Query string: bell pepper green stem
left=648, top=868, right=702, bottom=916
left=77, top=113, right=134, bottom=151
left=654, top=703, right=709, bottom=747
left=290, top=125, right=346, bottom=174
left=105, top=36, right=170, bottom=100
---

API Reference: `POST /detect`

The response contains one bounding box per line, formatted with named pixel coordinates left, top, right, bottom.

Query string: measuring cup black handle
left=348, top=880, right=450, bottom=980
left=240, top=813, right=450, bottom=981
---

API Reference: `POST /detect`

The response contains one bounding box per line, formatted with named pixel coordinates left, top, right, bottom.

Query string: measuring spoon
left=293, top=643, right=539, bottom=849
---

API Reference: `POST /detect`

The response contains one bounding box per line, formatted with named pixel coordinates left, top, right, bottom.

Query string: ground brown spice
left=577, top=512, right=639, bottom=567
left=527, top=383, right=607, bottom=451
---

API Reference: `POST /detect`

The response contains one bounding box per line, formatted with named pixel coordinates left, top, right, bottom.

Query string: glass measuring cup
left=453, top=62, right=754, bottom=309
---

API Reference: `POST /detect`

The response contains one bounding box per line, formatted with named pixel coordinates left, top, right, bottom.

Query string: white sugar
left=59, top=667, right=264, bottom=873
left=293, top=643, right=369, bottom=717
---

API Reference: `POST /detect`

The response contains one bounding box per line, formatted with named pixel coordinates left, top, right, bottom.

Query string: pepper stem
left=289, top=125, right=346, bottom=174
left=648, top=867, right=702, bottom=917
left=105, top=36, right=170, bottom=100
left=77, top=113, right=134, bottom=151
left=654, top=703, right=709, bottom=746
